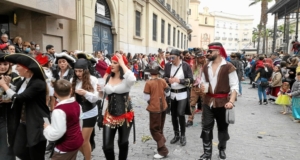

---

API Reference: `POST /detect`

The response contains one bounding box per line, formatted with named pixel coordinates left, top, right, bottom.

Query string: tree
left=252, top=27, right=259, bottom=48
left=249, top=0, right=277, bottom=54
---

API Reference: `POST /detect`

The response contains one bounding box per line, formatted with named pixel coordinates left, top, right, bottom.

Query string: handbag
left=260, top=81, right=269, bottom=88
left=225, top=108, right=235, bottom=124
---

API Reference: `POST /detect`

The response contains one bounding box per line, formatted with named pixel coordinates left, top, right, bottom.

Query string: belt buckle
left=173, top=89, right=178, bottom=93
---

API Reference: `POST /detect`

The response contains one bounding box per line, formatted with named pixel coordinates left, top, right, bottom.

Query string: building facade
left=0, top=0, right=192, bottom=55
left=211, top=12, right=254, bottom=54
left=188, top=0, right=215, bottom=49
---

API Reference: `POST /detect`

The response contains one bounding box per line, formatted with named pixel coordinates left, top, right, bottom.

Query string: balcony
left=242, top=38, right=249, bottom=41
left=214, top=37, right=220, bottom=40
left=234, top=38, right=239, bottom=41
left=158, top=0, right=165, bottom=5
left=166, top=3, right=171, bottom=11
left=186, top=24, right=193, bottom=33
left=172, top=9, right=176, bottom=15
left=229, top=38, right=233, bottom=41
left=222, top=37, right=227, bottom=40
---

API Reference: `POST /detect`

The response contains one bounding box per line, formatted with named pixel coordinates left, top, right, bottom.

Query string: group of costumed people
left=0, top=51, right=136, bottom=160
left=0, top=42, right=238, bottom=160
left=143, top=42, right=238, bottom=160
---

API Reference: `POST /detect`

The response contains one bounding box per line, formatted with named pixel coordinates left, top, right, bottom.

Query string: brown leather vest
left=202, top=62, right=236, bottom=108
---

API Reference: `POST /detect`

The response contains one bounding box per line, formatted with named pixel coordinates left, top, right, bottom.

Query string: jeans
left=239, top=81, right=242, bottom=95
left=258, top=78, right=267, bottom=100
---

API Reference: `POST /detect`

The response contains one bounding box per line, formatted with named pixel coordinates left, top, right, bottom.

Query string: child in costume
left=276, top=82, right=291, bottom=115
left=288, top=72, right=300, bottom=122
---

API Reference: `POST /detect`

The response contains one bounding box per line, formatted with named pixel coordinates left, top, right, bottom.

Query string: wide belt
left=207, top=93, right=229, bottom=98
left=171, top=88, right=187, bottom=93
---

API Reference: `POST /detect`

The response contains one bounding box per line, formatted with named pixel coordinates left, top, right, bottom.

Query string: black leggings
left=171, top=98, right=187, bottom=136
left=102, top=123, right=132, bottom=160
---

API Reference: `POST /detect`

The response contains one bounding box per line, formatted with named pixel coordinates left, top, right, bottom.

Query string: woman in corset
left=98, top=53, right=136, bottom=160
left=71, top=59, right=98, bottom=160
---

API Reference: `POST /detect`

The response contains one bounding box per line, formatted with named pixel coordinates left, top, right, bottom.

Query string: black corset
left=107, top=92, right=132, bottom=116
left=75, top=93, right=96, bottom=113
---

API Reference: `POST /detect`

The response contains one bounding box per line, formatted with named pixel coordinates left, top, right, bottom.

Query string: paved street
left=45, top=80, right=300, bottom=160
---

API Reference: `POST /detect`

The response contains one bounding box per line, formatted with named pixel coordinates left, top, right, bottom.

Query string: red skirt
left=270, top=87, right=280, bottom=97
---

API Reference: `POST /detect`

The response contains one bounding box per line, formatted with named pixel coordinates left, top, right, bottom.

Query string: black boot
left=186, top=120, right=193, bottom=127
left=103, top=148, right=115, bottom=160
left=118, top=141, right=129, bottom=160
left=259, top=100, right=262, bottom=105
left=263, top=99, right=268, bottom=105
left=170, top=131, right=180, bottom=144
left=180, top=133, right=186, bottom=146
left=218, top=141, right=227, bottom=160
left=199, top=141, right=212, bottom=160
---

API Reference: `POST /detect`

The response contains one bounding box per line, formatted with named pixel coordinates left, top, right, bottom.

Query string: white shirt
left=201, top=58, right=239, bottom=107
left=103, top=70, right=136, bottom=95
left=70, top=75, right=99, bottom=119
left=43, top=67, right=54, bottom=96
left=170, top=61, right=187, bottom=100
left=43, top=97, right=83, bottom=141
left=6, top=77, right=32, bottom=99
left=58, top=69, right=70, bottom=80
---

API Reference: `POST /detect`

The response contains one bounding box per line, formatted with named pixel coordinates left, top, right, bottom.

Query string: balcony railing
left=229, top=38, right=233, bottom=41
left=158, top=0, right=165, bottom=5
left=172, top=9, right=176, bottom=15
left=234, top=38, right=239, bottom=41
left=222, top=37, right=227, bottom=40
left=242, top=38, right=249, bottom=41
left=166, top=3, right=171, bottom=11
left=214, top=37, right=220, bottom=40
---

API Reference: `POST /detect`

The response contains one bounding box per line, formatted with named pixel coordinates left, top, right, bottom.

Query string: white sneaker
left=153, top=153, right=166, bottom=159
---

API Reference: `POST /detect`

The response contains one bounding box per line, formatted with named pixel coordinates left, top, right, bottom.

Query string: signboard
left=97, top=3, right=105, bottom=16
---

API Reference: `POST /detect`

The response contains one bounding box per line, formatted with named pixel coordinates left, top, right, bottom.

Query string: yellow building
left=188, top=0, right=215, bottom=49
left=0, top=0, right=192, bottom=54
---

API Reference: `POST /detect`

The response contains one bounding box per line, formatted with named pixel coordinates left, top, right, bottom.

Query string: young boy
left=43, top=79, right=83, bottom=160
left=143, top=63, right=170, bottom=159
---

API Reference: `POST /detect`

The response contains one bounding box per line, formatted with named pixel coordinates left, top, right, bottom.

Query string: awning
left=267, top=0, right=299, bottom=19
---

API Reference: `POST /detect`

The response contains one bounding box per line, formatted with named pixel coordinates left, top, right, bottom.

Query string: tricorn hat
left=5, top=53, right=46, bottom=80
left=55, top=52, right=76, bottom=67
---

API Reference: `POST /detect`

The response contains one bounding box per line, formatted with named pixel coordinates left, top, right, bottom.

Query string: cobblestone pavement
left=42, top=81, right=300, bottom=160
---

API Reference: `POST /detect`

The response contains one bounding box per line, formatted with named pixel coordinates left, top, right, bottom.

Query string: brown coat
left=144, top=78, right=168, bottom=113
left=203, top=62, right=236, bottom=108
left=270, top=72, right=282, bottom=87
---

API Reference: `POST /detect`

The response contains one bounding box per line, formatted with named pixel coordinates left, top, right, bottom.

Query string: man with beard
left=186, top=49, right=206, bottom=127
left=199, top=42, right=238, bottom=160
left=183, top=50, right=194, bottom=68
left=163, top=49, right=193, bottom=146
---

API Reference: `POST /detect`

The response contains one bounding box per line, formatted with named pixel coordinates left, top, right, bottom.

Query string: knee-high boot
left=103, top=148, right=115, bottom=160
left=218, top=132, right=230, bottom=160
left=199, top=130, right=213, bottom=160
left=118, top=141, right=129, bottom=160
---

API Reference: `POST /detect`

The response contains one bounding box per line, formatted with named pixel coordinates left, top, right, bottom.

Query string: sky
left=199, top=0, right=276, bottom=28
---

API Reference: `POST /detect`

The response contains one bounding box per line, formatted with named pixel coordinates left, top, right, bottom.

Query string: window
left=135, top=11, right=141, bottom=37
left=205, top=17, right=207, bottom=24
left=177, top=30, right=180, bottom=48
left=161, top=19, right=165, bottom=43
left=168, top=24, right=171, bottom=45
left=181, top=32, right=183, bottom=48
left=152, top=14, right=157, bottom=41
left=173, top=27, right=176, bottom=47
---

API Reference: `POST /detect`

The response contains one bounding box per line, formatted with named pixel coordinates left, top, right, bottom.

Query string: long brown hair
left=192, top=57, right=206, bottom=72
left=71, top=69, right=94, bottom=96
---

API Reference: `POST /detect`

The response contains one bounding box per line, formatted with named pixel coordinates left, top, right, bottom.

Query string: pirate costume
left=53, top=52, right=76, bottom=81
left=199, top=42, right=239, bottom=160
left=2, top=53, right=50, bottom=160
left=163, top=49, right=193, bottom=146
left=102, top=55, right=136, bottom=160
left=143, top=62, right=170, bottom=158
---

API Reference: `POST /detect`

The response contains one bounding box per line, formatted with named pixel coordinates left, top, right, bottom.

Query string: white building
left=211, top=12, right=254, bottom=55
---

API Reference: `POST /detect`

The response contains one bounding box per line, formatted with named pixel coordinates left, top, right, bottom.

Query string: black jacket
left=163, top=61, right=193, bottom=86
left=9, top=76, right=50, bottom=147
